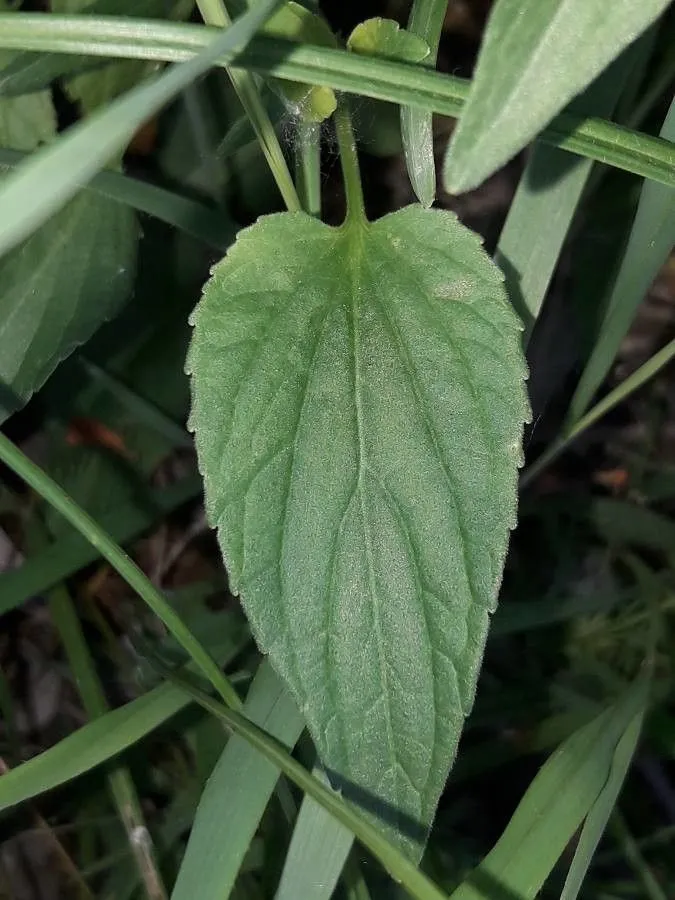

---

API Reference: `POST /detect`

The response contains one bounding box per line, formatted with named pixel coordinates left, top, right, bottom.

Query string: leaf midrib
left=346, top=226, right=403, bottom=803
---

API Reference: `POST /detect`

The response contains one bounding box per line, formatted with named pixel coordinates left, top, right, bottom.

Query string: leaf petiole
left=334, top=99, right=366, bottom=227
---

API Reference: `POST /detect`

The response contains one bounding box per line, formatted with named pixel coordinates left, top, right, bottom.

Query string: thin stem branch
left=196, top=0, right=301, bottom=211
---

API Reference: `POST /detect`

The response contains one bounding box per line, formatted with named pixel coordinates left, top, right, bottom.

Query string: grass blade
left=449, top=676, right=650, bottom=900
left=0, top=682, right=190, bottom=813
left=159, top=666, right=449, bottom=900
left=195, top=0, right=300, bottom=211
left=171, top=661, right=305, bottom=900
left=495, top=46, right=641, bottom=337
left=0, top=0, right=281, bottom=256
left=274, top=774, right=354, bottom=900
left=560, top=677, right=649, bottom=900
left=400, top=0, right=446, bottom=206
left=0, top=18, right=673, bottom=189
left=567, top=95, right=675, bottom=423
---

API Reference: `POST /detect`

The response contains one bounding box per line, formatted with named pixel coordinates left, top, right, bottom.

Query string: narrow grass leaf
left=0, top=682, right=190, bottom=814
left=444, top=0, right=672, bottom=193
left=171, top=661, right=305, bottom=900
left=495, top=46, right=640, bottom=337
left=400, top=0, right=446, bottom=206
left=560, top=675, right=649, bottom=900
left=0, top=0, right=281, bottom=256
left=450, top=677, right=650, bottom=900
left=274, top=773, right=354, bottom=900
left=567, top=96, right=675, bottom=423
left=0, top=18, right=673, bottom=189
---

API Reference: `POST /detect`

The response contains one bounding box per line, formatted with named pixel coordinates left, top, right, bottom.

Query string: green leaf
left=171, top=661, right=305, bottom=900
left=188, top=206, right=529, bottom=856
left=567, top=95, right=675, bottom=423
left=0, top=189, right=138, bottom=420
left=0, top=682, right=191, bottom=814
left=444, top=0, right=672, bottom=193
left=450, top=677, right=650, bottom=900
left=347, top=18, right=430, bottom=63
left=161, top=662, right=449, bottom=900
left=400, top=0, right=446, bottom=206
left=495, top=44, right=641, bottom=337
left=0, top=43, right=138, bottom=421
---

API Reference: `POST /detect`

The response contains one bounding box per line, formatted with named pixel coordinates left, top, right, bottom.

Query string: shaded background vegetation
left=0, top=0, right=674, bottom=896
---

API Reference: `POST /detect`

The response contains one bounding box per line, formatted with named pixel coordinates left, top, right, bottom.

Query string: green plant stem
left=295, top=119, right=321, bottom=217
left=195, top=0, right=300, bottom=212
left=0, top=16, right=672, bottom=189
left=0, top=432, right=240, bottom=711
left=334, top=100, right=366, bottom=226
left=161, top=667, right=449, bottom=900
left=521, top=336, right=675, bottom=488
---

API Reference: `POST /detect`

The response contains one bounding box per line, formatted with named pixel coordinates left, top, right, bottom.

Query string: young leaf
left=347, top=18, right=430, bottom=63
left=444, top=0, right=672, bottom=193
left=171, top=661, right=305, bottom=900
left=346, top=17, right=430, bottom=161
left=265, top=1, right=337, bottom=123
left=400, top=0, right=447, bottom=207
left=567, top=95, right=675, bottom=423
left=188, top=206, right=529, bottom=856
